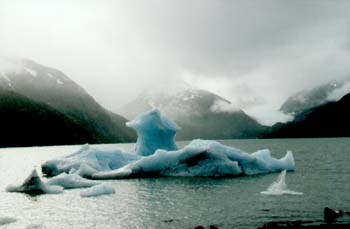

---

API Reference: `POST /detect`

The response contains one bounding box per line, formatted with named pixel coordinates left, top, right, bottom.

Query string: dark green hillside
left=0, top=58, right=136, bottom=144
left=0, top=89, right=103, bottom=147
left=267, top=93, right=350, bottom=138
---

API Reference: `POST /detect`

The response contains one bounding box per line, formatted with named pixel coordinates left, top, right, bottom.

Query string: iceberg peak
left=127, top=109, right=179, bottom=156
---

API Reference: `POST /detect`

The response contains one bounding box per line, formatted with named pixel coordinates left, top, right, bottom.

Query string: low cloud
left=0, top=0, right=348, bottom=124
left=327, top=81, right=350, bottom=101
left=210, top=99, right=239, bottom=113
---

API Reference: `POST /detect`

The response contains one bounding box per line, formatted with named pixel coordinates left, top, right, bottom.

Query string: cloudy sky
left=0, top=0, right=349, bottom=124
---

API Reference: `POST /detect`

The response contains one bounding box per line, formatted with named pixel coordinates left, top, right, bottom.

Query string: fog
left=0, top=0, right=349, bottom=124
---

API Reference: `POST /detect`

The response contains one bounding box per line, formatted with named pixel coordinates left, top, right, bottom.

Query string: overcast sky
left=0, top=0, right=349, bottom=124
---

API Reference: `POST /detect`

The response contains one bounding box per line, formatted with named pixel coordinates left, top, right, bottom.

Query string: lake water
left=0, top=138, right=349, bottom=229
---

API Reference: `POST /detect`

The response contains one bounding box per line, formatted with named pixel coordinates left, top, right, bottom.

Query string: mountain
left=119, top=82, right=267, bottom=140
left=0, top=58, right=136, bottom=146
left=280, top=79, right=350, bottom=116
left=267, top=92, right=350, bottom=138
left=0, top=89, right=99, bottom=147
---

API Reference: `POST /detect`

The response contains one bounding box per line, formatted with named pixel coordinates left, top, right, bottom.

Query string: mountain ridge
left=267, top=92, right=350, bottom=138
left=119, top=83, right=267, bottom=140
left=0, top=58, right=136, bottom=146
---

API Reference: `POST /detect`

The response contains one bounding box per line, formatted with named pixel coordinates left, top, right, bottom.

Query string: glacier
left=41, top=109, right=295, bottom=179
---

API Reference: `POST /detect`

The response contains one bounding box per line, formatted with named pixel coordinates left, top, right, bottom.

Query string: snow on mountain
left=120, top=81, right=236, bottom=119
left=280, top=79, right=350, bottom=116
left=120, top=82, right=267, bottom=140
left=0, top=57, right=70, bottom=89
left=268, top=92, right=350, bottom=138
left=0, top=57, right=136, bottom=144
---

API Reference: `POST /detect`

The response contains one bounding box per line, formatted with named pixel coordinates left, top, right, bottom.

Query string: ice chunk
left=6, top=169, right=63, bottom=194
left=93, top=140, right=294, bottom=179
left=127, top=109, right=179, bottom=156
left=41, top=144, right=140, bottom=177
left=46, top=173, right=100, bottom=189
left=261, top=170, right=303, bottom=195
left=80, top=184, right=115, bottom=197
left=72, top=163, right=99, bottom=178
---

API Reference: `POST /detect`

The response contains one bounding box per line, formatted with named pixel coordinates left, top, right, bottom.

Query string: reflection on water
left=0, top=138, right=349, bottom=228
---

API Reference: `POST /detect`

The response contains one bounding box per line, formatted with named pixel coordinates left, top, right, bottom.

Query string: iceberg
left=71, top=163, right=99, bottom=178
left=41, top=144, right=140, bottom=177
left=80, top=183, right=115, bottom=197
left=46, top=173, right=100, bottom=189
left=93, top=140, right=294, bottom=179
left=6, top=169, right=63, bottom=194
left=41, top=109, right=295, bottom=179
left=127, top=109, right=179, bottom=156
left=261, top=170, right=303, bottom=195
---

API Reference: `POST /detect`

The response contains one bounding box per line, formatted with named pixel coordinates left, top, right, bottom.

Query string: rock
left=324, top=207, right=343, bottom=223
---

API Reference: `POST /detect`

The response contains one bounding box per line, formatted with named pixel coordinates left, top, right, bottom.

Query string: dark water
left=0, top=138, right=349, bottom=228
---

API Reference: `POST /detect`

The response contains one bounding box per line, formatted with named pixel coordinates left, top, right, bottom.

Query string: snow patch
left=1, top=73, right=12, bottom=87
left=56, top=79, right=63, bottom=85
left=23, top=67, right=37, bottom=77
left=210, top=99, right=239, bottom=113
left=183, top=93, right=197, bottom=101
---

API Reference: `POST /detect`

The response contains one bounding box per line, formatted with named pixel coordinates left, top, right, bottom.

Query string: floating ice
left=71, top=163, right=99, bottom=178
left=80, top=183, right=115, bottom=197
left=261, top=170, right=303, bottom=195
left=42, top=109, right=296, bottom=179
left=6, top=169, right=63, bottom=194
left=46, top=173, right=100, bottom=189
left=127, top=109, right=179, bottom=156
left=93, top=140, right=295, bottom=179
left=41, top=144, right=140, bottom=177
